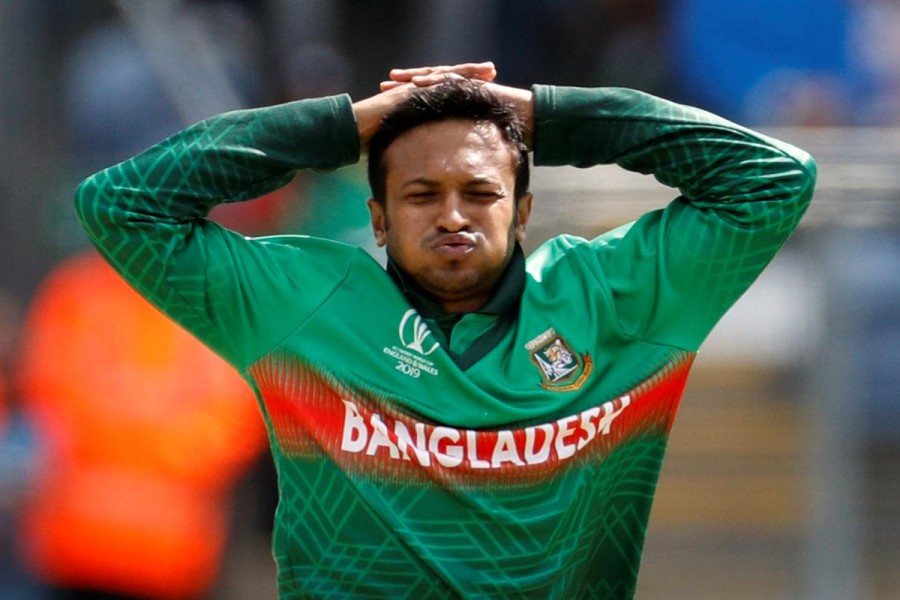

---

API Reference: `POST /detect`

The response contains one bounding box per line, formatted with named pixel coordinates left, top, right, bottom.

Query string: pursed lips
left=429, top=232, right=479, bottom=259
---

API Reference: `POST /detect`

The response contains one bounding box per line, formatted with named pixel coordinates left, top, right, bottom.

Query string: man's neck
left=439, top=293, right=491, bottom=314
left=386, top=245, right=526, bottom=321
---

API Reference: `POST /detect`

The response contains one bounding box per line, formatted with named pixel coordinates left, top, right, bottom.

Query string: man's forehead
left=390, top=118, right=505, bottom=147
left=384, top=120, right=516, bottom=173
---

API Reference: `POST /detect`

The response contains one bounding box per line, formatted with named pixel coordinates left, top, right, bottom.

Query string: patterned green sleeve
left=531, top=85, right=817, bottom=350
left=74, top=94, right=362, bottom=368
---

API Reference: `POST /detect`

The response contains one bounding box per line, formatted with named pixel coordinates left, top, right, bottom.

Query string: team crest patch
left=525, top=328, right=593, bottom=391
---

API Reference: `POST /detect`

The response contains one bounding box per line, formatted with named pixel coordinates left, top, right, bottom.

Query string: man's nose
left=435, top=193, right=469, bottom=232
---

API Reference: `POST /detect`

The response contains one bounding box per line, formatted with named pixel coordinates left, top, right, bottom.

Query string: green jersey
left=75, top=85, right=816, bottom=599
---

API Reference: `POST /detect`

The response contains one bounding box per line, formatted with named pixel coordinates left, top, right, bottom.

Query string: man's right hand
left=378, top=62, right=497, bottom=91
left=353, top=62, right=497, bottom=149
left=352, top=62, right=532, bottom=150
left=352, top=82, right=420, bottom=151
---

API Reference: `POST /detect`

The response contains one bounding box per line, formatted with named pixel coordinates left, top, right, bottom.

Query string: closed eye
left=404, top=190, right=438, bottom=201
left=467, top=190, right=503, bottom=202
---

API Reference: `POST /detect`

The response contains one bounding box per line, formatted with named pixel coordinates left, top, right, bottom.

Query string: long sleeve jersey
left=75, top=85, right=816, bottom=599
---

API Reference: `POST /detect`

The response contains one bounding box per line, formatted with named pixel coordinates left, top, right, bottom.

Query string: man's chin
left=420, top=269, right=485, bottom=302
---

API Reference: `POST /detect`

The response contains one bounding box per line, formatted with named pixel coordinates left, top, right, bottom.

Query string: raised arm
left=529, top=85, right=817, bottom=349
left=74, top=64, right=513, bottom=370
left=75, top=95, right=363, bottom=368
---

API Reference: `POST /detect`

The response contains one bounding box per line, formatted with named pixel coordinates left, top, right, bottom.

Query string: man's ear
left=515, top=193, right=533, bottom=242
left=367, top=198, right=387, bottom=247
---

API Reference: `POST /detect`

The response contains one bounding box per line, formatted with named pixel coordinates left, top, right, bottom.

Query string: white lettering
left=341, top=400, right=368, bottom=452
left=339, top=394, right=633, bottom=471
left=555, top=415, right=579, bottom=460
left=577, top=406, right=601, bottom=450
left=466, top=430, right=491, bottom=469
left=523, top=424, right=554, bottom=464
left=598, top=395, right=631, bottom=435
left=491, top=431, right=525, bottom=467
left=430, top=427, right=463, bottom=468
left=394, top=420, right=431, bottom=466
left=366, top=414, right=401, bottom=459
left=395, top=360, right=421, bottom=378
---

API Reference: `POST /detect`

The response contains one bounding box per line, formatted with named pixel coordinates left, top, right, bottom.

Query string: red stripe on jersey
left=250, top=351, right=694, bottom=489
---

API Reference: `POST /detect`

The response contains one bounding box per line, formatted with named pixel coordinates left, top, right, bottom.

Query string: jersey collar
left=386, top=245, right=525, bottom=369
left=386, top=243, right=525, bottom=320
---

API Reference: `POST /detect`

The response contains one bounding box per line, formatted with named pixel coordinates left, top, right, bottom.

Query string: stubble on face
left=406, top=215, right=518, bottom=304
left=376, top=120, right=523, bottom=312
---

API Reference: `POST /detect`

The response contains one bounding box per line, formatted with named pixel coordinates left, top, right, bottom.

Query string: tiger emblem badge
left=526, top=328, right=593, bottom=392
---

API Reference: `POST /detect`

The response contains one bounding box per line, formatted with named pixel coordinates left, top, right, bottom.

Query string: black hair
left=367, top=78, right=530, bottom=204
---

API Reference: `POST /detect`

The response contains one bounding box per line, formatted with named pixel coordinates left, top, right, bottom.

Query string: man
left=75, top=62, right=816, bottom=598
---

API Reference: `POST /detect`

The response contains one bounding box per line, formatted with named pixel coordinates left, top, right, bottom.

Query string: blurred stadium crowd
left=1, top=1, right=899, bottom=599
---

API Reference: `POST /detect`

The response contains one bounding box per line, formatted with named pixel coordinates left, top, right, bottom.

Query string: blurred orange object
left=17, top=251, right=267, bottom=599
left=0, top=370, right=6, bottom=432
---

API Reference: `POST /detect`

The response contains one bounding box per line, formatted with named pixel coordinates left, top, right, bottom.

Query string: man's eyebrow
left=402, top=176, right=502, bottom=188
left=466, top=176, right=501, bottom=186
left=402, top=177, right=440, bottom=188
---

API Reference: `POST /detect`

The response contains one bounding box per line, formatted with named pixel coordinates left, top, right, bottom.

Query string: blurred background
left=0, top=1, right=898, bottom=599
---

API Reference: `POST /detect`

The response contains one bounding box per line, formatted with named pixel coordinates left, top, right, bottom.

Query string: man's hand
left=379, top=62, right=497, bottom=91
left=352, top=83, right=417, bottom=150
left=352, top=61, right=533, bottom=150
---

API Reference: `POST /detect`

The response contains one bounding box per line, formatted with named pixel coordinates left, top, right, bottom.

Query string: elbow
left=73, top=172, right=111, bottom=238
left=794, top=149, right=817, bottom=207
left=73, top=175, right=97, bottom=228
left=796, top=149, right=818, bottom=190
left=773, top=144, right=817, bottom=209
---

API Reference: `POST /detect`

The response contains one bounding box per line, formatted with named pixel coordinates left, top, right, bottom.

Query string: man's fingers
left=410, top=73, right=464, bottom=87
left=377, top=81, right=417, bottom=95
left=389, top=66, right=436, bottom=81
left=379, top=80, right=405, bottom=92
left=389, top=62, right=497, bottom=83
left=380, top=73, right=472, bottom=92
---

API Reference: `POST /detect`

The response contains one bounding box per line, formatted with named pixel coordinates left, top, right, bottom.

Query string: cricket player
left=75, top=62, right=816, bottom=598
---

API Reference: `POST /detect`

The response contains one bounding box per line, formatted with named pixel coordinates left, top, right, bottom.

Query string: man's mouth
left=431, top=233, right=477, bottom=259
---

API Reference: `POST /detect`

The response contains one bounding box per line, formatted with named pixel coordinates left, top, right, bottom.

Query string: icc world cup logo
left=399, top=309, right=440, bottom=356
